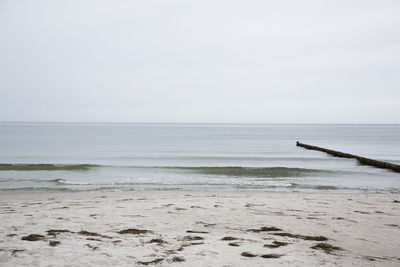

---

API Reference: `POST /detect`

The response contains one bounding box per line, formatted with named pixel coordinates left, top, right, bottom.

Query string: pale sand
left=0, top=191, right=399, bottom=266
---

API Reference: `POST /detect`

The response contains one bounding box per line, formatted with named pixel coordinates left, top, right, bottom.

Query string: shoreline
left=1, top=191, right=399, bottom=266
left=1, top=186, right=398, bottom=195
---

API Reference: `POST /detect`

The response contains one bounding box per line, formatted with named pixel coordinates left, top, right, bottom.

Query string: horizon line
left=0, top=121, right=399, bottom=125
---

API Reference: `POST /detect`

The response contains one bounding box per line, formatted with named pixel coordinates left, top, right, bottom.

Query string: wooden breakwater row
left=296, top=141, right=400, bottom=173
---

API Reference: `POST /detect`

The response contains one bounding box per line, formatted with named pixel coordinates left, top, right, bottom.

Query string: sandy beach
left=0, top=191, right=399, bottom=266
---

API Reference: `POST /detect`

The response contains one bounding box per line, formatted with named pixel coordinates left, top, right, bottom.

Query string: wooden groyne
left=296, top=141, right=400, bottom=173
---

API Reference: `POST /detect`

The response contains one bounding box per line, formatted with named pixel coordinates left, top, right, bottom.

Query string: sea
left=0, top=123, right=399, bottom=193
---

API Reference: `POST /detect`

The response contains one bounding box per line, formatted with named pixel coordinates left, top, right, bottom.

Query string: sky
left=0, top=0, right=399, bottom=124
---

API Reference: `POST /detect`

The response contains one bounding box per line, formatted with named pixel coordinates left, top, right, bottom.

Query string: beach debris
left=21, top=234, right=45, bottom=241
left=311, top=243, right=343, bottom=254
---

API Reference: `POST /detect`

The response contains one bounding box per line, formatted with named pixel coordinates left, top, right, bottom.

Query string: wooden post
left=296, top=141, right=400, bottom=173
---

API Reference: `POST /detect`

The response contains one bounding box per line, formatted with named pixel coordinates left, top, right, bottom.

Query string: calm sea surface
left=0, top=123, right=399, bottom=193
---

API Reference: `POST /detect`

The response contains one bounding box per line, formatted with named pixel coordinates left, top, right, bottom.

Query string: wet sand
left=0, top=191, right=399, bottom=266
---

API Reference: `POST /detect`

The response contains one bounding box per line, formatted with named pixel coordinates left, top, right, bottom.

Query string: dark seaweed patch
left=195, top=221, right=216, bottom=227
left=260, top=254, right=282, bottom=258
left=311, top=243, right=343, bottom=254
left=332, top=217, right=345, bottom=220
left=188, top=242, right=203, bottom=246
left=87, top=238, right=102, bottom=241
left=182, top=236, right=204, bottom=241
left=364, top=255, right=392, bottom=261
left=354, top=210, right=370, bottom=214
left=78, top=231, right=100, bottom=236
left=241, top=252, right=257, bottom=257
left=138, top=258, right=163, bottom=265
left=385, top=224, right=399, bottom=228
left=221, top=236, right=238, bottom=241
left=49, top=241, right=60, bottom=247
left=79, top=231, right=112, bottom=239
left=11, top=249, right=25, bottom=255
left=21, top=234, right=45, bottom=241
left=264, top=241, right=289, bottom=248
left=118, top=228, right=151, bottom=235
left=186, top=230, right=208, bottom=234
left=85, top=244, right=98, bottom=250
left=171, top=256, right=185, bottom=262
left=272, top=232, right=327, bottom=241
left=248, top=226, right=281, bottom=232
left=47, top=229, right=70, bottom=237
left=148, top=238, right=166, bottom=244
left=180, top=241, right=204, bottom=248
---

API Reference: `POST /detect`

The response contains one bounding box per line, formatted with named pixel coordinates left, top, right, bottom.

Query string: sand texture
left=0, top=191, right=399, bottom=266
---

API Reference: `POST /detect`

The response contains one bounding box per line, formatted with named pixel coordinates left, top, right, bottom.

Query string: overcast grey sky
left=0, top=0, right=399, bottom=123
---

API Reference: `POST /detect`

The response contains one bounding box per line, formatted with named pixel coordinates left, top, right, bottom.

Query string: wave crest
left=0, top=163, right=97, bottom=171
left=167, top=166, right=328, bottom=177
